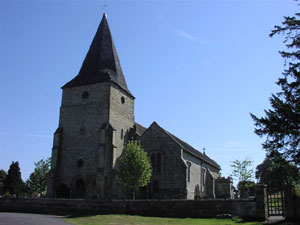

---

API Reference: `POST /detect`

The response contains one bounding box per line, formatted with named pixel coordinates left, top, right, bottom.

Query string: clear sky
left=0, top=0, right=297, bottom=185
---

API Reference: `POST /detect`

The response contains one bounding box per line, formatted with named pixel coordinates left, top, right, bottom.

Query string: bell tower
left=47, top=13, right=135, bottom=199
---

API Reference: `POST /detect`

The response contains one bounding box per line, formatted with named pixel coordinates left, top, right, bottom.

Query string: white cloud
left=176, top=30, right=198, bottom=41
left=175, top=30, right=212, bottom=45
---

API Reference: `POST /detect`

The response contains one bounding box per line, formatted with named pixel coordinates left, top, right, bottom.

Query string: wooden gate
left=267, top=190, right=285, bottom=217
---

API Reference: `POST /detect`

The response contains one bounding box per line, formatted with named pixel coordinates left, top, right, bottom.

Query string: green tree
left=26, top=158, right=51, bottom=197
left=230, top=159, right=254, bottom=197
left=237, top=180, right=256, bottom=198
left=256, top=152, right=300, bottom=190
left=4, top=161, right=25, bottom=197
left=116, top=141, right=152, bottom=199
left=231, top=159, right=254, bottom=182
left=0, top=169, right=7, bottom=195
left=250, top=8, right=300, bottom=166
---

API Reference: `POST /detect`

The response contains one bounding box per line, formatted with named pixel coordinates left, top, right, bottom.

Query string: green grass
left=268, top=199, right=283, bottom=207
left=66, top=214, right=263, bottom=225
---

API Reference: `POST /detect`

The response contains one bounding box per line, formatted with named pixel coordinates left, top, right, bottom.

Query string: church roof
left=135, top=122, right=147, bottom=136
left=169, top=132, right=220, bottom=169
left=62, top=13, right=133, bottom=97
left=149, top=122, right=220, bottom=170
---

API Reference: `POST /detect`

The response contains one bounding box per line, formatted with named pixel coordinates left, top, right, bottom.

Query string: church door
left=74, top=179, right=85, bottom=199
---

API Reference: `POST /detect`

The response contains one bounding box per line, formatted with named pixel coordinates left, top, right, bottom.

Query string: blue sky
left=0, top=0, right=297, bottom=185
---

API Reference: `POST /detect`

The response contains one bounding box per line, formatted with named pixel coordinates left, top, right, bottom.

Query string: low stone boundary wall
left=0, top=198, right=262, bottom=219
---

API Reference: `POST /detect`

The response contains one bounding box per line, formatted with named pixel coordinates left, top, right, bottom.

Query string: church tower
left=47, top=14, right=135, bottom=199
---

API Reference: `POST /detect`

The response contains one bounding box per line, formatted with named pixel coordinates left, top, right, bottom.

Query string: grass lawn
left=66, top=214, right=263, bottom=225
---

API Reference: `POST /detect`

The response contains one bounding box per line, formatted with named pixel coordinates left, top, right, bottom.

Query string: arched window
left=201, top=168, right=206, bottom=191
left=151, top=154, right=156, bottom=174
left=82, top=91, right=89, bottom=99
left=157, top=153, right=161, bottom=174
left=187, top=161, right=192, bottom=182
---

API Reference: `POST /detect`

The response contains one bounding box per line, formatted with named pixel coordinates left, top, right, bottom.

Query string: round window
left=82, top=91, right=89, bottom=99
left=80, top=126, right=86, bottom=135
left=121, top=96, right=125, bottom=104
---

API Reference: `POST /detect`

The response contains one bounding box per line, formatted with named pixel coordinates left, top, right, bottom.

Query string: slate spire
left=63, top=13, right=132, bottom=97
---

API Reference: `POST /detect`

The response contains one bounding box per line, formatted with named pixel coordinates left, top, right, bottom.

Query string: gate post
left=255, top=184, right=268, bottom=220
left=283, top=185, right=295, bottom=220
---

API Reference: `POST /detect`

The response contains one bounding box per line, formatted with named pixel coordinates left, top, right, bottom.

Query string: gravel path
left=0, top=212, right=73, bottom=225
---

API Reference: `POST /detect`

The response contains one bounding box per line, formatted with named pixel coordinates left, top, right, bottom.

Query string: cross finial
left=202, top=147, right=206, bottom=154
left=102, top=0, right=108, bottom=13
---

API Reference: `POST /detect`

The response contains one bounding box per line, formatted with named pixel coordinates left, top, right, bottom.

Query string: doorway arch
left=74, top=179, right=85, bottom=199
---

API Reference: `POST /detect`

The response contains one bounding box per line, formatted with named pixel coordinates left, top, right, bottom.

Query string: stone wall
left=141, top=122, right=187, bottom=199
left=48, top=81, right=135, bottom=200
left=215, top=177, right=234, bottom=199
left=109, top=83, right=135, bottom=167
left=182, top=150, right=218, bottom=199
left=50, top=83, right=111, bottom=198
left=0, top=198, right=262, bottom=219
left=140, top=122, right=223, bottom=200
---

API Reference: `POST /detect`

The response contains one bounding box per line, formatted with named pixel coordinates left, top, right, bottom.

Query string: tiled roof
left=62, top=13, right=133, bottom=97
left=153, top=122, right=220, bottom=169
left=135, top=122, right=147, bottom=136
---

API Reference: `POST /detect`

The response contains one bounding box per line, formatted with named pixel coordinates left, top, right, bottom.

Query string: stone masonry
left=47, top=13, right=232, bottom=200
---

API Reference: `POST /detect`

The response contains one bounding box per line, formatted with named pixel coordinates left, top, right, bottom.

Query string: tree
left=230, top=158, right=254, bottom=183
left=116, top=141, right=152, bottom=199
left=0, top=170, right=7, bottom=195
left=251, top=9, right=300, bottom=166
left=26, top=158, right=51, bottom=197
left=4, top=161, right=25, bottom=197
left=230, top=159, right=254, bottom=197
left=237, top=180, right=256, bottom=198
left=256, top=152, right=300, bottom=190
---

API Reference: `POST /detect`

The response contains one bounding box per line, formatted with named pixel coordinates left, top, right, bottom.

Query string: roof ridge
left=151, top=122, right=185, bottom=149
left=134, top=122, right=147, bottom=136
left=153, top=122, right=220, bottom=169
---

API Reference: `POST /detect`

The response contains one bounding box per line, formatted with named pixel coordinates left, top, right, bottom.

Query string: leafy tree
left=256, top=152, right=300, bottom=190
left=0, top=169, right=7, bottom=195
left=237, top=180, right=256, bottom=198
left=230, top=159, right=254, bottom=197
left=4, top=161, right=25, bottom=197
left=26, top=158, right=51, bottom=197
left=116, top=141, right=152, bottom=199
left=251, top=8, right=300, bottom=166
left=231, top=159, right=254, bottom=183
left=296, top=185, right=300, bottom=196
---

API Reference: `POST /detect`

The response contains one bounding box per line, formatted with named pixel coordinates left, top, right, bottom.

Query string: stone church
left=47, top=14, right=233, bottom=200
